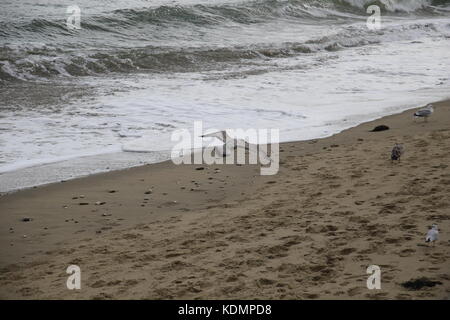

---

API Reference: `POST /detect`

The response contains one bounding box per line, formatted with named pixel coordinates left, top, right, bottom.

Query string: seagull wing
left=415, top=109, right=432, bottom=117
left=201, top=131, right=226, bottom=142
left=426, top=229, right=438, bottom=242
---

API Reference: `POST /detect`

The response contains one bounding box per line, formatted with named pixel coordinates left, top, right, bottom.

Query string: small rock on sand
left=371, top=125, right=390, bottom=132
left=21, top=217, right=32, bottom=222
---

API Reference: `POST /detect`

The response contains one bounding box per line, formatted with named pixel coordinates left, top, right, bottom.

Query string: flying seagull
left=391, top=143, right=405, bottom=162
left=200, top=130, right=271, bottom=161
left=425, top=224, right=439, bottom=246
left=414, top=104, right=434, bottom=122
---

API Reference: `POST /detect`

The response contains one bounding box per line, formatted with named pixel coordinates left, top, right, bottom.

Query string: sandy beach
left=0, top=100, right=449, bottom=300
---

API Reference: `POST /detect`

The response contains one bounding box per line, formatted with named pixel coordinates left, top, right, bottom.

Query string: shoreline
left=2, top=99, right=449, bottom=195
left=0, top=99, right=449, bottom=299
left=0, top=150, right=171, bottom=195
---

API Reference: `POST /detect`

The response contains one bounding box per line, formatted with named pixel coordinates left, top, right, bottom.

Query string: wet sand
left=0, top=101, right=449, bottom=299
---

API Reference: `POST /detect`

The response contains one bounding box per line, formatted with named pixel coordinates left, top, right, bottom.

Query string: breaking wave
left=1, top=0, right=450, bottom=83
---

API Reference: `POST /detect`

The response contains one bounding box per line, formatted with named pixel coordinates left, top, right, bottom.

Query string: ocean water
left=1, top=0, right=450, bottom=192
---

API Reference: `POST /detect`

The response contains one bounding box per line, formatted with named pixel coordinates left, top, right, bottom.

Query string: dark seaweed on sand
left=401, top=277, right=442, bottom=290
left=370, top=125, right=390, bottom=132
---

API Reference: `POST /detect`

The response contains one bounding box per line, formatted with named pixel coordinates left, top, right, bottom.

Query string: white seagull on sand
left=414, top=104, right=434, bottom=122
left=425, top=224, right=439, bottom=245
left=200, top=130, right=271, bottom=161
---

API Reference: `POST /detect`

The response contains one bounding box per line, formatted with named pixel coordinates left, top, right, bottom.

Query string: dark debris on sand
left=401, top=277, right=443, bottom=290
left=371, top=125, right=390, bottom=132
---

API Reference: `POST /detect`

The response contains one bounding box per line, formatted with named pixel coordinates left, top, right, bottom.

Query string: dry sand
left=0, top=101, right=449, bottom=299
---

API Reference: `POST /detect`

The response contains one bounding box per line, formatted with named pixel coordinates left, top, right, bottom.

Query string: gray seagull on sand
left=200, top=130, right=271, bottom=161
left=414, top=104, right=434, bottom=122
left=425, top=224, right=439, bottom=245
left=391, top=143, right=405, bottom=162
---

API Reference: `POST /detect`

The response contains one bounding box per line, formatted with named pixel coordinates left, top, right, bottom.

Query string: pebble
left=95, top=201, right=106, bottom=206
left=21, top=217, right=32, bottom=222
left=79, top=202, right=89, bottom=205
